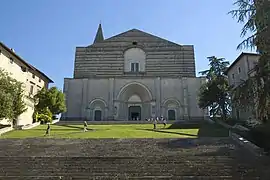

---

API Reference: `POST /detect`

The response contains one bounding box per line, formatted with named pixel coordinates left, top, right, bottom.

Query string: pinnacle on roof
left=93, top=23, right=104, bottom=43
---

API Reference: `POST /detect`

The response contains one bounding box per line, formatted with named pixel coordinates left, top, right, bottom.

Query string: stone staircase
left=0, top=138, right=269, bottom=179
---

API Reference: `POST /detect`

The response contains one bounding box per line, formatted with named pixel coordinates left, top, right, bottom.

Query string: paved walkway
left=0, top=138, right=269, bottom=179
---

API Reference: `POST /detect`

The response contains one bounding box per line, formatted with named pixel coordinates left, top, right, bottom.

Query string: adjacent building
left=225, top=52, right=260, bottom=121
left=0, top=42, right=53, bottom=126
left=62, top=24, right=208, bottom=121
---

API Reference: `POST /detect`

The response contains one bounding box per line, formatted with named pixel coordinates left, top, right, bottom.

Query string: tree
left=48, top=87, right=66, bottom=115
left=34, top=86, right=66, bottom=119
left=229, top=0, right=270, bottom=122
left=33, top=107, right=52, bottom=123
left=198, top=56, right=231, bottom=120
left=0, top=69, right=27, bottom=124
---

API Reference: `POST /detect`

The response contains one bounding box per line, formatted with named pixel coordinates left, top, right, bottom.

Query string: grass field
left=0, top=123, right=228, bottom=139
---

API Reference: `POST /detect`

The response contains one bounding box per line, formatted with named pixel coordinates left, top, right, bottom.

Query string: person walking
left=162, top=117, right=167, bottom=128
left=84, top=121, right=88, bottom=132
left=45, top=123, right=50, bottom=136
left=153, top=118, right=157, bottom=130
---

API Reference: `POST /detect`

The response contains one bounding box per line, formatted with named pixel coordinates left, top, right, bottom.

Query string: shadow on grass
left=55, top=124, right=84, bottom=130
left=136, top=128, right=197, bottom=137
left=167, top=122, right=229, bottom=138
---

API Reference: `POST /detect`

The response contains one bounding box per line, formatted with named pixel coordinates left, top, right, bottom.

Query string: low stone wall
left=21, top=122, right=40, bottom=130
left=0, top=127, right=13, bottom=136
left=215, top=120, right=233, bottom=129
left=51, top=119, right=60, bottom=124
left=233, top=124, right=250, bottom=131
left=230, top=132, right=265, bottom=156
left=57, top=120, right=177, bottom=125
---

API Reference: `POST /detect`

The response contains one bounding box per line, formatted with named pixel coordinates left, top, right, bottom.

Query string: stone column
left=81, top=79, right=88, bottom=120
left=182, top=78, right=189, bottom=120
left=108, top=78, right=114, bottom=119
left=151, top=101, right=156, bottom=118
left=154, top=77, right=161, bottom=117
left=62, top=79, right=69, bottom=119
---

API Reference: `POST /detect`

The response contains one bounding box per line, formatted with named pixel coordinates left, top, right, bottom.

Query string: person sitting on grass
left=45, top=123, right=50, bottom=136
left=84, top=121, right=88, bottom=132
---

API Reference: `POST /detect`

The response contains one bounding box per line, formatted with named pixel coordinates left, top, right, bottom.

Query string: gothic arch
left=162, top=98, right=182, bottom=120
left=162, top=98, right=182, bottom=107
left=117, top=82, right=153, bottom=102
left=88, top=98, right=107, bottom=121
left=89, top=98, right=107, bottom=108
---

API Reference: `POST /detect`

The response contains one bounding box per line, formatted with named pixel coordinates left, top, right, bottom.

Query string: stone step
left=0, top=175, right=237, bottom=180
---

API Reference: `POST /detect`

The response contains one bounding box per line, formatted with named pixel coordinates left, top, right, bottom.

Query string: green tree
left=229, top=0, right=270, bottom=122
left=48, top=87, right=66, bottom=115
left=11, top=82, right=27, bottom=124
left=33, top=107, right=52, bottom=123
left=34, top=86, right=66, bottom=118
left=198, top=56, right=231, bottom=120
left=0, top=69, right=27, bottom=124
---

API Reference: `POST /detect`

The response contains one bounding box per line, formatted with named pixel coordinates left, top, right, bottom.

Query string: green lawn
left=1, top=124, right=200, bottom=138
left=1, top=123, right=229, bottom=139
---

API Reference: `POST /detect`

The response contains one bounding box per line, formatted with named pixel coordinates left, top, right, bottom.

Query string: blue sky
left=1, top=0, right=253, bottom=89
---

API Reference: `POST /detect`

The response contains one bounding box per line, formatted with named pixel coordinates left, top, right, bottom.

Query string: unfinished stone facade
left=62, top=24, right=208, bottom=121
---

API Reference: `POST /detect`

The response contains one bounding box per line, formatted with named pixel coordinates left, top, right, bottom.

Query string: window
left=131, top=63, right=139, bottom=72
left=39, top=78, right=41, bottom=82
left=21, top=66, right=27, bottom=72
left=132, top=41, right=137, bottom=45
left=10, top=57, right=14, bottom=64
left=30, top=85, right=34, bottom=94
left=32, top=74, right=35, bottom=79
left=238, top=67, right=241, bottom=73
left=232, top=74, right=235, bottom=79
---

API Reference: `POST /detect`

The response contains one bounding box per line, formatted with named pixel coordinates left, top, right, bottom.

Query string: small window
left=30, top=85, right=34, bottom=94
left=39, top=78, right=41, bottom=82
left=21, top=66, right=27, bottom=72
left=238, top=67, right=241, bottom=73
left=32, top=74, right=35, bottom=79
left=232, top=74, right=235, bottom=79
left=132, top=41, right=137, bottom=45
left=10, top=57, right=14, bottom=64
left=131, top=63, right=139, bottom=72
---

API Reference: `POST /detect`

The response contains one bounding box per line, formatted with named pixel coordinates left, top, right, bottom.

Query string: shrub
left=34, top=108, right=52, bottom=124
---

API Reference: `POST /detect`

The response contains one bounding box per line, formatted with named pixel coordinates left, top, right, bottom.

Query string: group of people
left=146, top=116, right=167, bottom=129
left=44, top=121, right=89, bottom=136
left=44, top=117, right=166, bottom=136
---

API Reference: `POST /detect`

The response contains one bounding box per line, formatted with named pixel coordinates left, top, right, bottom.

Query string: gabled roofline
left=0, top=42, right=54, bottom=83
left=87, top=28, right=188, bottom=48
left=225, top=52, right=260, bottom=75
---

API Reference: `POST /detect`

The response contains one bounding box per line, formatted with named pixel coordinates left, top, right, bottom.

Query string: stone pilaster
left=154, top=77, right=161, bottom=117
left=182, top=78, right=189, bottom=120
left=62, top=79, right=69, bottom=119
left=81, top=79, right=88, bottom=120
left=108, top=78, right=114, bottom=119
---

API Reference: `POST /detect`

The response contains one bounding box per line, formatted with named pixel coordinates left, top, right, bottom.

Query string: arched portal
left=117, top=82, right=153, bottom=120
left=162, top=98, right=182, bottom=120
left=88, top=98, right=107, bottom=121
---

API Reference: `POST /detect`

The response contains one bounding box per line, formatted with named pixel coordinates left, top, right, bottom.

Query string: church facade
left=62, top=24, right=208, bottom=121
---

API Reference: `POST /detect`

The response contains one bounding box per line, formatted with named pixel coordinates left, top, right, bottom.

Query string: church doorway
left=129, top=106, right=141, bottom=120
left=168, top=109, right=176, bottom=120
left=94, top=110, right=102, bottom=121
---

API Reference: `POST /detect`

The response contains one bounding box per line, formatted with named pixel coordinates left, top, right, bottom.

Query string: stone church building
left=62, top=24, right=207, bottom=121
